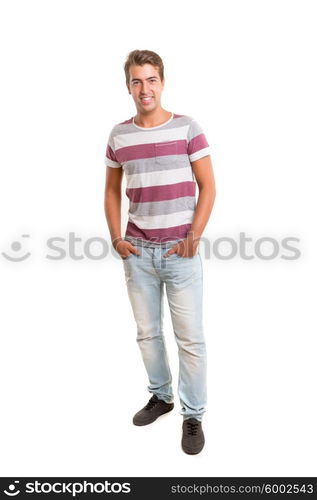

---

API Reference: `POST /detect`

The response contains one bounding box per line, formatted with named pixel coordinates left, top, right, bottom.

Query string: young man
left=104, top=49, right=216, bottom=455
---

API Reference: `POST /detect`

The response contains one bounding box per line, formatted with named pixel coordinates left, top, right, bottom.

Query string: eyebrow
left=131, top=76, right=158, bottom=82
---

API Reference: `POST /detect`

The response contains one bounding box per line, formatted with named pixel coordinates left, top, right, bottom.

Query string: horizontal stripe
left=126, top=181, right=196, bottom=203
left=114, top=125, right=189, bottom=149
left=106, top=144, right=117, bottom=162
left=105, top=157, right=121, bottom=168
left=129, top=196, right=196, bottom=216
left=116, top=139, right=188, bottom=163
left=189, top=147, right=210, bottom=162
left=129, top=209, right=195, bottom=230
left=124, top=236, right=183, bottom=247
left=126, top=221, right=193, bottom=242
left=119, top=117, right=133, bottom=125
left=126, top=165, right=193, bottom=189
left=124, top=155, right=190, bottom=175
left=188, top=133, right=209, bottom=156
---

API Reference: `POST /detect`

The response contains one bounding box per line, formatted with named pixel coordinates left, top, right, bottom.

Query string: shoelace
left=145, top=396, right=159, bottom=411
left=185, top=421, right=199, bottom=436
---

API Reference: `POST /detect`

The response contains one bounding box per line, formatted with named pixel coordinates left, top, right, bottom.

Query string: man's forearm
left=187, top=186, right=216, bottom=241
left=104, top=190, right=122, bottom=249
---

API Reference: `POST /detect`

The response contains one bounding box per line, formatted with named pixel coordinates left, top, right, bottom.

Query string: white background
left=0, top=0, right=316, bottom=477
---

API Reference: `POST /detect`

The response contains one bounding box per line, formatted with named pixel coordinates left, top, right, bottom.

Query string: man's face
left=127, top=63, right=164, bottom=113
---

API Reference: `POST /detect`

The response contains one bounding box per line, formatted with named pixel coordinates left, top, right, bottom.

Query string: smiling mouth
left=140, top=96, right=154, bottom=102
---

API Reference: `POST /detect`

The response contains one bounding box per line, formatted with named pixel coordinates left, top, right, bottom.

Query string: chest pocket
left=155, top=141, right=178, bottom=167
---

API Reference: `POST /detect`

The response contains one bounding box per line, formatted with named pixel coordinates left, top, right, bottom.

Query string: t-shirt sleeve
left=187, top=118, right=210, bottom=162
left=104, top=126, right=122, bottom=168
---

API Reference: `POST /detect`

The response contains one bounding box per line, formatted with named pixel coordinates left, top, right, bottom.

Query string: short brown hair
left=124, top=49, right=164, bottom=86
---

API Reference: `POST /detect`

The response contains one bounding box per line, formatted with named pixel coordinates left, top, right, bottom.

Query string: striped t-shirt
left=105, top=112, right=210, bottom=245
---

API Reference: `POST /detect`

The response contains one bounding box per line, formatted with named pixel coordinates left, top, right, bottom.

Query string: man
left=104, top=49, right=216, bottom=454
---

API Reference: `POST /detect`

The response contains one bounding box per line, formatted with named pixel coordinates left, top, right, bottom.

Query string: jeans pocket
left=170, top=253, right=185, bottom=259
left=176, top=253, right=197, bottom=259
left=121, top=253, right=133, bottom=260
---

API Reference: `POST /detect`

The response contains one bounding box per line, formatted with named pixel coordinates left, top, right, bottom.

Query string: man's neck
left=133, top=108, right=172, bottom=128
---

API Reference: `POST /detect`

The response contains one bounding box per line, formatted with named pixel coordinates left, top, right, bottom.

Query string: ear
left=126, top=83, right=131, bottom=95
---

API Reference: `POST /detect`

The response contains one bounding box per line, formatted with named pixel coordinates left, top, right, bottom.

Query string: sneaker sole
left=181, top=444, right=205, bottom=455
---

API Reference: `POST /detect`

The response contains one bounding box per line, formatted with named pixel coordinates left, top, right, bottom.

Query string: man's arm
left=104, top=166, right=124, bottom=250
left=188, top=154, right=216, bottom=241
left=104, top=166, right=141, bottom=257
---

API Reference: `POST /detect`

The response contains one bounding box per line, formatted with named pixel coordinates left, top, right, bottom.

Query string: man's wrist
left=112, top=236, right=123, bottom=250
left=186, top=230, right=201, bottom=243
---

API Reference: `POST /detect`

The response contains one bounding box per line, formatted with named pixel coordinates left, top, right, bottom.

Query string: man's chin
left=138, top=104, right=157, bottom=113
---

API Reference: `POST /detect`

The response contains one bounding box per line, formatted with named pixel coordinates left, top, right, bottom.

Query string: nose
left=140, top=81, right=150, bottom=94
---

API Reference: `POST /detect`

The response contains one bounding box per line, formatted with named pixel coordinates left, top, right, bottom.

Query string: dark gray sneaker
left=133, top=394, right=174, bottom=426
left=181, top=418, right=205, bottom=454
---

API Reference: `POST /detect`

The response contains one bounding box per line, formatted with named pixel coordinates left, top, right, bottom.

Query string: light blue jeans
left=121, top=239, right=207, bottom=421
